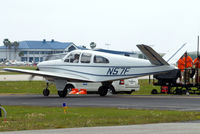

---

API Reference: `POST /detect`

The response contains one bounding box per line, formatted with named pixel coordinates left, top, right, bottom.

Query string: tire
left=65, top=84, right=75, bottom=92
left=151, top=89, right=158, bottom=94
left=108, top=85, right=116, bottom=94
left=98, top=86, right=108, bottom=96
left=58, top=85, right=70, bottom=98
left=43, top=88, right=50, bottom=96
left=58, top=89, right=68, bottom=98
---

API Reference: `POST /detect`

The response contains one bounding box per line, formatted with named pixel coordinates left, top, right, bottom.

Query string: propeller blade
left=28, top=75, right=35, bottom=81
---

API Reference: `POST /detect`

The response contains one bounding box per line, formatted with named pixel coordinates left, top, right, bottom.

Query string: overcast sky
left=0, top=0, right=200, bottom=53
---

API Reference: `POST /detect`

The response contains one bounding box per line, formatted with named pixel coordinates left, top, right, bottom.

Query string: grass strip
left=0, top=80, right=157, bottom=95
left=0, top=81, right=57, bottom=94
left=0, top=66, right=37, bottom=75
left=0, top=106, right=200, bottom=131
left=0, top=66, right=37, bottom=70
left=133, top=79, right=160, bottom=95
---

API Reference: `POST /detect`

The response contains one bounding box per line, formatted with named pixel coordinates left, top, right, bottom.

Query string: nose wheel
left=43, top=83, right=50, bottom=96
left=43, top=88, right=50, bottom=96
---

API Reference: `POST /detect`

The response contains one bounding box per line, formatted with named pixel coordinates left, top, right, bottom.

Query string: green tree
left=3, top=39, right=11, bottom=60
left=18, top=51, right=24, bottom=57
left=13, top=41, right=20, bottom=60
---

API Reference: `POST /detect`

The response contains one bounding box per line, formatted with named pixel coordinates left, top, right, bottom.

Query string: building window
left=22, top=51, right=27, bottom=54
left=29, top=51, right=34, bottom=54
left=40, top=57, right=43, bottom=62
left=34, top=51, right=39, bottom=54
left=21, top=57, right=27, bottom=61
left=29, top=51, right=40, bottom=54
left=29, top=57, right=33, bottom=62
left=35, top=57, right=39, bottom=62
left=56, top=51, right=63, bottom=53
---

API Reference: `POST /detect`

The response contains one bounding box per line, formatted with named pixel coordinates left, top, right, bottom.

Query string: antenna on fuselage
left=197, top=36, right=199, bottom=84
left=197, top=36, right=199, bottom=59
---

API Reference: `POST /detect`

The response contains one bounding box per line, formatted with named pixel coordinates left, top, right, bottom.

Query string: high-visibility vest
left=183, top=56, right=193, bottom=68
left=178, top=58, right=185, bottom=72
left=194, top=58, right=200, bottom=68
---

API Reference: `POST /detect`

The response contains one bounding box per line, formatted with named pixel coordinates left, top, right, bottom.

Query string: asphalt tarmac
left=1, top=94, right=200, bottom=134
left=1, top=123, right=200, bottom=134
left=1, top=94, right=200, bottom=111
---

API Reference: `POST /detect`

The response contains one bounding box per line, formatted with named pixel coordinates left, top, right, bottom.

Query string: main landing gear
left=98, top=82, right=114, bottom=96
left=43, top=83, right=50, bottom=96
left=58, top=85, right=70, bottom=98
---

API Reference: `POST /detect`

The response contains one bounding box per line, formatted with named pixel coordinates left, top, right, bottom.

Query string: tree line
left=3, top=39, right=20, bottom=60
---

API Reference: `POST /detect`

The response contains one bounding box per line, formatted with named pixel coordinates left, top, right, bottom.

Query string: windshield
left=64, top=52, right=81, bottom=63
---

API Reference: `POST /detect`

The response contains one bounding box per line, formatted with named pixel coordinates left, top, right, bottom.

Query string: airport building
left=0, top=39, right=77, bottom=63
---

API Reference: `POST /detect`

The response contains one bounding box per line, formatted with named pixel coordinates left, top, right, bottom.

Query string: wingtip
left=3, top=68, right=9, bottom=71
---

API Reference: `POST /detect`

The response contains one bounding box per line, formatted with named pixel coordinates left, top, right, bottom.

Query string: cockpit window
left=94, top=55, right=109, bottom=63
left=81, top=53, right=92, bottom=63
left=64, top=52, right=80, bottom=63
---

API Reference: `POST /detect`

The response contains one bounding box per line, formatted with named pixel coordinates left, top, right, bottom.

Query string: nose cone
left=37, top=61, right=46, bottom=68
left=37, top=62, right=42, bottom=67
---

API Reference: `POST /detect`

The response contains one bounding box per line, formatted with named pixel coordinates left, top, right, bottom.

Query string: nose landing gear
left=43, top=83, right=50, bottom=96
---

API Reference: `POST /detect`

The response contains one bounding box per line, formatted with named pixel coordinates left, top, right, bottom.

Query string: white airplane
left=3, top=44, right=187, bottom=97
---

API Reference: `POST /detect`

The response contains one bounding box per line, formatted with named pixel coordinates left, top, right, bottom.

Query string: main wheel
left=43, top=88, right=50, bottom=96
left=65, top=84, right=75, bottom=92
left=151, top=89, right=158, bottom=94
left=58, top=88, right=68, bottom=98
left=98, top=86, right=108, bottom=96
left=58, top=91, right=67, bottom=98
left=108, top=85, right=116, bottom=94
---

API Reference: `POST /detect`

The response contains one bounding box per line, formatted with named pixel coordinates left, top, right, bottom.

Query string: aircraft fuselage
left=37, top=50, right=175, bottom=82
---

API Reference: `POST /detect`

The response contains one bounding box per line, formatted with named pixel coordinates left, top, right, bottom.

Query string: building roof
left=0, top=40, right=75, bottom=50
left=94, top=48, right=136, bottom=55
left=76, top=46, right=89, bottom=50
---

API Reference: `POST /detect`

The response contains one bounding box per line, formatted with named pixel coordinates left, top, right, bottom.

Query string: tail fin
left=137, top=44, right=169, bottom=65
left=163, top=43, right=187, bottom=64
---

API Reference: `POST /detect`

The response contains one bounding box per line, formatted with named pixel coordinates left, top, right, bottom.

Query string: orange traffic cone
left=69, top=88, right=79, bottom=94
left=77, top=89, right=87, bottom=94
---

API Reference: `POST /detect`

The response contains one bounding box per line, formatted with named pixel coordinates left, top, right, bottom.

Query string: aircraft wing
left=3, top=68, right=92, bottom=82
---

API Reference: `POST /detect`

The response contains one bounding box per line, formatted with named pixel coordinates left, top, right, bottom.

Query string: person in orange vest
left=182, top=52, right=193, bottom=68
left=182, top=52, right=193, bottom=83
left=178, top=56, right=185, bottom=82
left=193, top=56, right=200, bottom=83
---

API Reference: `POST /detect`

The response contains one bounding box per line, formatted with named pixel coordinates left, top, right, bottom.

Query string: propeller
left=28, top=67, right=39, bottom=81
left=149, top=75, right=151, bottom=84
left=28, top=75, right=35, bottom=81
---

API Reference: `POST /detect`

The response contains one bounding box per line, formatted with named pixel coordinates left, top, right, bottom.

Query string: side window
left=94, top=55, right=109, bottom=63
left=81, top=53, right=92, bottom=63
left=64, top=52, right=80, bottom=63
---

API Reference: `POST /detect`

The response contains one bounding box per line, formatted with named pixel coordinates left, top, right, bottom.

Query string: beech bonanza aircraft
left=4, top=44, right=187, bottom=97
